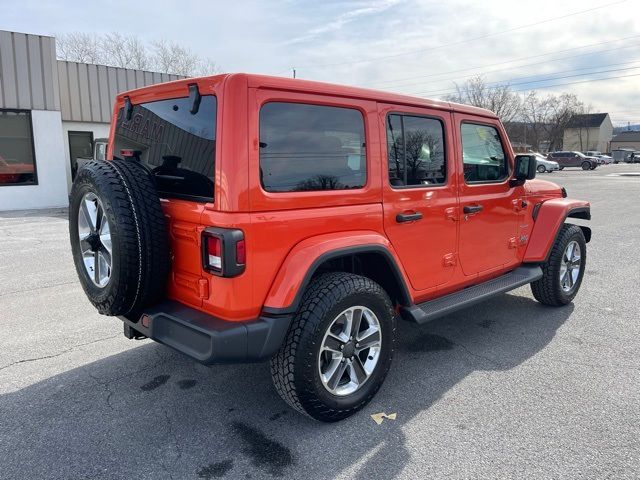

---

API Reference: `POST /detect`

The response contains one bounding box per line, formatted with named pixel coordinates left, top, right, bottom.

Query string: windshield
left=574, top=151, right=586, bottom=157
left=113, top=95, right=217, bottom=201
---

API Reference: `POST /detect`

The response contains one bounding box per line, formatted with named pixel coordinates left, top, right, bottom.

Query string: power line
left=511, top=72, right=640, bottom=93
left=289, top=0, right=628, bottom=70
left=365, top=34, right=640, bottom=88
left=408, top=62, right=640, bottom=97
left=368, top=39, right=640, bottom=90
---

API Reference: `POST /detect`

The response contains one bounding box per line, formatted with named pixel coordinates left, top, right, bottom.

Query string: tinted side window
left=259, top=102, right=366, bottom=192
left=461, top=123, right=508, bottom=183
left=114, top=95, right=216, bottom=201
left=387, top=114, right=446, bottom=187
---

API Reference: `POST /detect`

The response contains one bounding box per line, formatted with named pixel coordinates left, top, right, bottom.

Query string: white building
left=0, top=30, right=183, bottom=210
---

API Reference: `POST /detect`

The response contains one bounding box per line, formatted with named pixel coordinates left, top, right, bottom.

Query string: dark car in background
left=547, top=151, right=598, bottom=170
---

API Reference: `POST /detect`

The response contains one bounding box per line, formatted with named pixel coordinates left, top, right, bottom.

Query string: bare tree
left=444, top=76, right=521, bottom=122
left=56, top=32, right=103, bottom=64
left=519, top=91, right=555, bottom=151
left=101, top=33, right=150, bottom=70
left=519, top=91, right=586, bottom=152
left=151, top=39, right=200, bottom=76
left=56, top=32, right=220, bottom=76
left=195, top=57, right=221, bottom=77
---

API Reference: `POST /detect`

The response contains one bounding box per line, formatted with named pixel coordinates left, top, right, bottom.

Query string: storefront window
left=0, top=110, right=37, bottom=186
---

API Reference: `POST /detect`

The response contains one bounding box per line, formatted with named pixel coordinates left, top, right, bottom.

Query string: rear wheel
left=270, top=272, right=396, bottom=422
left=531, top=224, right=586, bottom=306
left=537, top=164, right=546, bottom=173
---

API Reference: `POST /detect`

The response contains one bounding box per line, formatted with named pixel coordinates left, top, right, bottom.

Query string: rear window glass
left=259, top=102, right=366, bottom=192
left=114, top=95, right=216, bottom=201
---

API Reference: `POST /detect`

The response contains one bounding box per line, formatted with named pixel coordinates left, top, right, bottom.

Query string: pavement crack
left=0, top=280, right=79, bottom=297
left=157, top=410, right=181, bottom=480
left=0, top=334, right=120, bottom=372
left=545, top=357, right=640, bottom=372
left=164, top=409, right=183, bottom=460
left=451, top=340, right=504, bottom=368
left=87, top=371, right=116, bottom=410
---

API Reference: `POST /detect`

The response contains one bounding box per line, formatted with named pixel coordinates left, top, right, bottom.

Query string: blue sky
left=2, top=0, right=639, bottom=124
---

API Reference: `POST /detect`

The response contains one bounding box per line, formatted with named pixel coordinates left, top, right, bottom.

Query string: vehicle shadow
left=0, top=291, right=573, bottom=480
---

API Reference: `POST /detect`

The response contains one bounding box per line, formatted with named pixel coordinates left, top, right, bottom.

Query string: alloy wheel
left=318, top=306, right=382, bottom=396
left=559, top=240, right=581, bottom=292
left=77, top=192, right=112, bottom=287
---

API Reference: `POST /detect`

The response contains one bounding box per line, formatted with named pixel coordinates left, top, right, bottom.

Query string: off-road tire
left=531, top=224, right=586, bottom=306
left=270, top=272, right=396, bottom=422
left=69, top=159, right=170, bottom=317
left=537, top=165, right=546, bottom=173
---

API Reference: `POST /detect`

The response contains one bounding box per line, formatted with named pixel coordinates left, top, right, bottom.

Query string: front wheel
left=270, top=272, right=396, bottom=422
left=581, top=161, right=591, bottom=170
left=531, top=224, right=586, bottom=306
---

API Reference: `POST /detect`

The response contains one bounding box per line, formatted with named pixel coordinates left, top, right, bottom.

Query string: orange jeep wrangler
left=69, top=74, right=591, bottom=421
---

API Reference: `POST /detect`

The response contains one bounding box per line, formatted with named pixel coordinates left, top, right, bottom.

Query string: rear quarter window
left=259, top=102, right=366, bottom=192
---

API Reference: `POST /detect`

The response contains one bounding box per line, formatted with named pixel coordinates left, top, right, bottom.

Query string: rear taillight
left=120, top=149, right=142, bottom=160
left=202, top=228, right=245, bottom=277
left=236, top=239, right=246, bottom=265
left=206, top=236, right=223, bottom=271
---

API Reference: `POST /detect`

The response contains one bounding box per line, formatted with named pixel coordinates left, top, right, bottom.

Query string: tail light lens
left=236, top=239, right=246, bottom=265
left=202, top=228, right=245, bottom=277
left=206, top=235, right=223, bottom=271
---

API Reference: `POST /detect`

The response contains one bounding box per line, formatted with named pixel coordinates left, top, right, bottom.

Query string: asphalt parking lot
left=1, top=164, right=639, bottom=479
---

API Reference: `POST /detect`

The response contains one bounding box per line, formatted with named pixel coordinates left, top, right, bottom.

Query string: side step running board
left=401, top=265, right=543, bottom=325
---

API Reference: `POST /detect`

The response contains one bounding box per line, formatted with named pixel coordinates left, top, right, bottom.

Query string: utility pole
left=293, top=68, right=296, bottom=79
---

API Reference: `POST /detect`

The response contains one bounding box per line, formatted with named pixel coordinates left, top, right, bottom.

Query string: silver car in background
left=533, top=153, right=559, bottom=173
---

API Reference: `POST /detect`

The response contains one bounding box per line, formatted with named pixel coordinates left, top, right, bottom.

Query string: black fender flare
left=261, top=244, right=412, bottom=316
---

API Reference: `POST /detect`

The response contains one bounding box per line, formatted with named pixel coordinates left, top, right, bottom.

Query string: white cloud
left=2, top=0, right=639, bottom=123
left=281, top=0, right=402, bottom=45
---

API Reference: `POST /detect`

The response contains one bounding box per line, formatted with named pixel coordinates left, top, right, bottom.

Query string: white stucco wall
left=61, top=121, right=111, bottom=191
left=0, top=110, right=69, bottom=210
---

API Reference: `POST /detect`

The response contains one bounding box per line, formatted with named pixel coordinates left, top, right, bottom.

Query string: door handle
left=463, top=204, right=483, bottom=214
left=396, top=212, right=423, bottom=223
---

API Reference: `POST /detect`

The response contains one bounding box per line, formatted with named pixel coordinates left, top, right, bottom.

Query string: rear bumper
left=119, top=301, right=292, bottom=364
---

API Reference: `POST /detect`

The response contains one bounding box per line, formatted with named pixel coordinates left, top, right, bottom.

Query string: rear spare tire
left=69, top=160, right=170, bottom=317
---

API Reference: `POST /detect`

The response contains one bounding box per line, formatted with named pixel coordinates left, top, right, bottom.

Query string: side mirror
left=511, top=155, right=536, bottom=186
